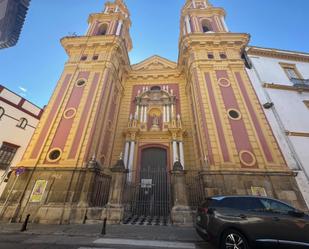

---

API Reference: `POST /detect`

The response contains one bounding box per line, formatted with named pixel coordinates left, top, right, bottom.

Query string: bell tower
left=0, top=0, right=132, bottom=224
left=18, top=0, right=132, bottom=170
left=179, top=0, right=298, bottom=197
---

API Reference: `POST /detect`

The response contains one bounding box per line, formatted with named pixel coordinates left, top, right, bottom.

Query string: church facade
left=0, top=0, right=306, bottom=224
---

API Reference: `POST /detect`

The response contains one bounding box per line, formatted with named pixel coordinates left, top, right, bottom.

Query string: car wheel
left=220, top=229, right=250, bottom=249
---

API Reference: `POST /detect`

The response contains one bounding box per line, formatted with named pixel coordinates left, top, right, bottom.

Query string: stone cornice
left=88, top=12, right=131, bottom=26
left=182, top=7, right=226, bottom=17
left=64, top=60, right=130, bottom=74
left=127, top=70, right=182, bottom=81
left=61, top=35, right=130, bottom=65
left=179, top=32, right=250, bottom=48
left=61, top=35, right=124, bottom=52
left=199, top=170, right=296, bottom=177
left=178, top=33, right=250, bottom=66
left=247, top=46, right=309, bottom=63
left=263, top=82, right=309, bottom=93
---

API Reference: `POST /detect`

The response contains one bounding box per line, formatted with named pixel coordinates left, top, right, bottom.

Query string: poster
left=29, top=180, right=48, bottom=203
left=251, top=186, right=267, bottom=197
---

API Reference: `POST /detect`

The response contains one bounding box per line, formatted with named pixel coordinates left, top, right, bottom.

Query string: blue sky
left=0, top=0, right=308, bottom=108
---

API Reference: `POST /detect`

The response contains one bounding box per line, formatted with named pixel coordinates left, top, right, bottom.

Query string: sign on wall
left=29, top=180, right=48, bottom=203
left=141, top=179, right=153, bottom=189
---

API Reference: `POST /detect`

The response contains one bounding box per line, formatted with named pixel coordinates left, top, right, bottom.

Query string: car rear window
left=216, top=197, right=265, bottom=211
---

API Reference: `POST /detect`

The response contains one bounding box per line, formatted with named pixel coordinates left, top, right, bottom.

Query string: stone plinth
left=105, top=159, right=128, bottom=224
left=170, top=161, right=193, bottom=226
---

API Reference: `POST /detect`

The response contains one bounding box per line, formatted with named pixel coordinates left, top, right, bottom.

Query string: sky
left=0, top=0, right=308, bottom=108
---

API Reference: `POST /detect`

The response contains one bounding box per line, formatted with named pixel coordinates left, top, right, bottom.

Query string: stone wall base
left=0, top=204, right=107, bottom=224
left=201, top=170, right=308, bottom=211
left=105, top=204, right=124, bottom=224
left=171, top=205, right=194, bottom=226
left=0, top=167, right=112, bottom=224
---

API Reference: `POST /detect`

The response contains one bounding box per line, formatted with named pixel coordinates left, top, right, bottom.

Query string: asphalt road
left=0, top=234, right=215, bottom=249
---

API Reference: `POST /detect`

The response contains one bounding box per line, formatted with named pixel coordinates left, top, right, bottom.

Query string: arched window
left=0, top=107, right=4, bottom=119
left=201, top=20, right=212, bottom=33
left=97, top=23, right=108, bottom=36
left=17, top=117, right=28, bottom=129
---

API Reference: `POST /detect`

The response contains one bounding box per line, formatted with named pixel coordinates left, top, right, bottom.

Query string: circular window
left=228, top=109, right=241, bottom=120
left=63, top=108, right=76, bottom=119
left=47, top=148, right=62, bottom=162
left=239, top=150, right=257, bottom=167
left=218, top=78, right=231, bottom=88
left=76, top=79, right=86, bottom=87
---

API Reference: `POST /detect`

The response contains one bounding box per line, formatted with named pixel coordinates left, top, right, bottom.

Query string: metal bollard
left=20, top=214, right=30, bottom=232
left=101, top=218, right=107, bottom=235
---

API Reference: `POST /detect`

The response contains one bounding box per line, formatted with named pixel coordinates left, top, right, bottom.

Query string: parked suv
left=196, top=196, right=309, bottom=249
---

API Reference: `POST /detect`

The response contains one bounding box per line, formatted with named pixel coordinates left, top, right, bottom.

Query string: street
left=0, top=223, right=215, bottom=249
left=0, top=234, right=214, bottom=249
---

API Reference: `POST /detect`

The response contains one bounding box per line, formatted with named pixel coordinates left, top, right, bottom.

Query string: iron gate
left=123, top=168, right=171, bottom=225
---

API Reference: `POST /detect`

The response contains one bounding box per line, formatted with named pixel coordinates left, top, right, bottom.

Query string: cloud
left=18, top=86, right=27, bottom=93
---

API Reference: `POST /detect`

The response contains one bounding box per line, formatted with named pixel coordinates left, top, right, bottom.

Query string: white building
left=247, top=46, right=309, bottom=207
left=0, top=84, right=42, bottom=196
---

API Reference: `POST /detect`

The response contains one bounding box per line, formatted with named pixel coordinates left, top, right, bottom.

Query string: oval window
left=48, top=149, right=62, bottom=162
left=76, top=79, right=86, bottom=87
left=228, top=109, right=241, bottom=120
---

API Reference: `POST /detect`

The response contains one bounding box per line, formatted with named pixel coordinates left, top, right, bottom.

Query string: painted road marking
left=94, top=238, right=196, bottom=249
left=79, top=248, right=114, bottom=249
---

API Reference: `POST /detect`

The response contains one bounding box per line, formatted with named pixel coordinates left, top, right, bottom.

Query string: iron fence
left=91, top=172, right=111, bottom=207
left=185, top=170, right=206, bottom=210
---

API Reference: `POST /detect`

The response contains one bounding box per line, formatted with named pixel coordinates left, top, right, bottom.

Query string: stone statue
left=150, top=114, right=160, bottom=131
left=152, top=114, right=159, bottom=126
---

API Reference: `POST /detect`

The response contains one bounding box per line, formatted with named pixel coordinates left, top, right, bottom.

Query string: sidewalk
left=0, top=223, right=202, bottom=243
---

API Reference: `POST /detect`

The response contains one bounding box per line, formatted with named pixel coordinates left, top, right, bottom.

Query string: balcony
left=291, top=78, right=309, bottom=88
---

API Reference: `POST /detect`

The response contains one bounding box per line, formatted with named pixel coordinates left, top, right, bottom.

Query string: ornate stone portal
left=123, top=85, right=186, bottom=182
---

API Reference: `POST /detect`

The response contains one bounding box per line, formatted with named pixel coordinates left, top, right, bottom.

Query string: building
left=0, top=84, right=42, bottom=196
left=0, top=0, right=307, bottom=225
left=246, top=46, right=309, bottom=207
left=0, top=0, right=31, bottom=49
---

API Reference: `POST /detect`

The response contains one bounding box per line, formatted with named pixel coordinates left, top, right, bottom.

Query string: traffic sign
left=15, top=167, right=26, bottom=176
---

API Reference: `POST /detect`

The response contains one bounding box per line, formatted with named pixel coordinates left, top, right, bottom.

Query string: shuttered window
left=0, top=142, right=19, bottom=170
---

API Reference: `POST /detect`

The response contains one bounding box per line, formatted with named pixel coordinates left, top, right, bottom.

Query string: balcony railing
left=291, top=78, right=309, bottom=88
